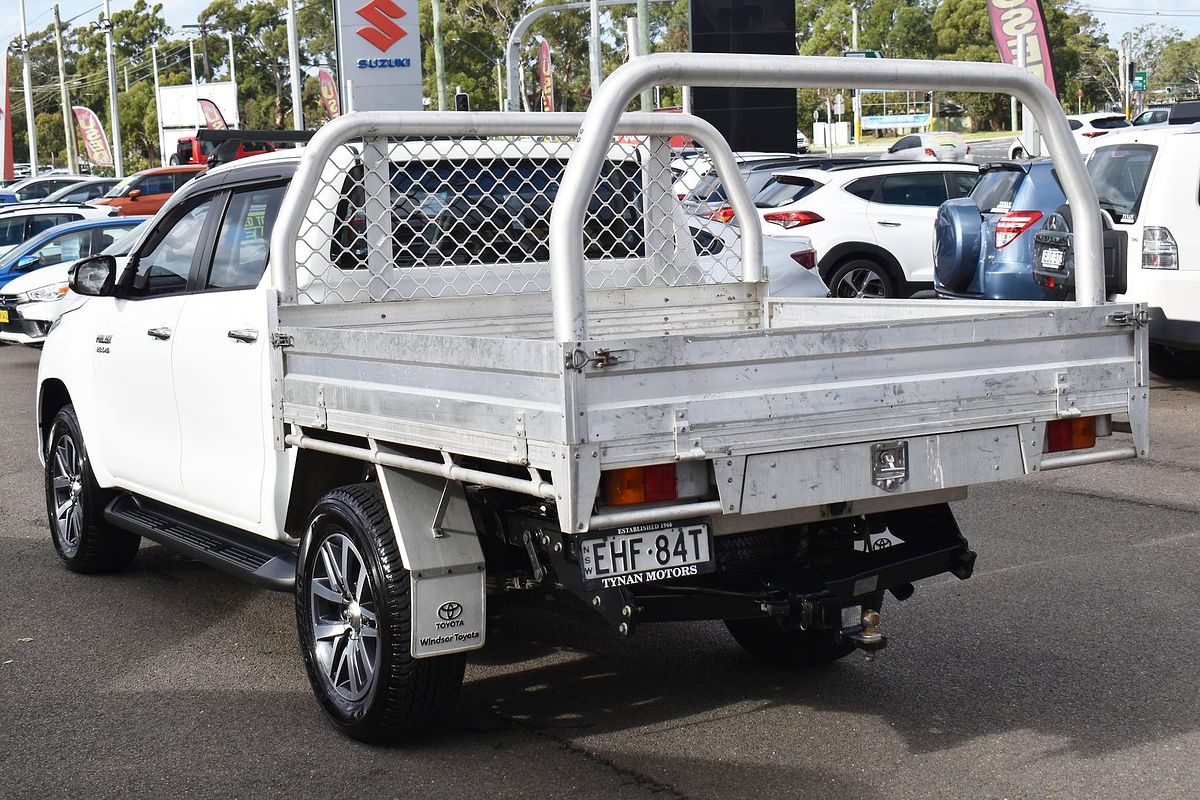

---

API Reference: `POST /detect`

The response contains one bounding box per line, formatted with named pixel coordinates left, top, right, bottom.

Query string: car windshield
left=102, top=221, right=151, bottom=255
left=103, top=176, right=138, bottom=198
left=690, top=172, right=726, bottom=203
left=971, top=168, right=1025, bottom=213
left=1087, top=144, right=1156, bottom=222
left=755, top=175, right=823, bottom=208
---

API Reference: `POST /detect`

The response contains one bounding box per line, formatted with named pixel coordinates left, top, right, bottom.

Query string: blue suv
left=934, top=160, right=1066, bottom=300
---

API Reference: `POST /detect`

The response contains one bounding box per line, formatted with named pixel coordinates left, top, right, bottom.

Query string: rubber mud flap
left=934, top=198, right=983, bottom=293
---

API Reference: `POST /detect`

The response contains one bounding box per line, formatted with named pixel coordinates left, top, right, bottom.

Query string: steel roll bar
left=268, top=110, right=760, bottom=306
left=549, top=53, right=1106, bottom=342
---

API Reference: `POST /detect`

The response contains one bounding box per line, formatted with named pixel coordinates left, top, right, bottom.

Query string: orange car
left=89, top=165, right=206, bottom=216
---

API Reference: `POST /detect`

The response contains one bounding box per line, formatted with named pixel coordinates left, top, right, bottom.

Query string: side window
left=1068, top=119, right=1083, bottom=130
left=843, top=176, right=880, bottom=201
left=205, top=185, right=286, bottom=289
left=894, top=136, right=918, bottom=150
left=93, top=225, right=133, bottom=254
left=174, top=170, right=199, bottom=190
left=140, top=175, right=175, bottom=195
left=29, top=214, right=78, bottom=235
left=876, top=173, right=950, bottom=206
left=951, top=172, right=981, bottom=198
left=131, top=198, right=215, bottom=297
left=33, top=229, right=92, bottom=267
left=64, top=188, right=91, bottom=202
left=0, top=216, right=25, bottom=247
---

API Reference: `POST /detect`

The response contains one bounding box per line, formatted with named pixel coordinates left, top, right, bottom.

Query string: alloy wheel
left=834, top=267, right=888, bottom=298
left=309, top=532, right=380, bottom=702
left=50, top=434, right=85, bottom=558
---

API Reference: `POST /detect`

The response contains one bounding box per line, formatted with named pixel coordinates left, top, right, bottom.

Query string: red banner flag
left=538, top=40, right=555, bottom=113
left=986, top=0, right=1058, bottom=98
left=318, top=69, right=341, bottom=119
left=71, top=106, right=114, bottom=168
left=197, top=98, right=229, bottom=130
left=1, top=53, right=12, bottom=180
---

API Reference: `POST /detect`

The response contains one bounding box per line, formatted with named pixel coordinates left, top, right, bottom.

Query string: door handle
left=227, top=329, right=259, bottom=344
left=146, top=327, right=171, bottom=340
left=876, top=221, right=902, bottom=227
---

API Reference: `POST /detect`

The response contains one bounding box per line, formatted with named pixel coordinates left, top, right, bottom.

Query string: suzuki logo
left=437, top=602, right=463, bottom=621
left=356, top=0, right=407, bottom=52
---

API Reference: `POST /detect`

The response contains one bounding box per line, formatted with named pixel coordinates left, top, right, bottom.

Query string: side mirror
left=127, top=188, right=142, bottom=199
left=16, top=253, right=42, bottom=270
left=68, top=254, right=117, bottom=297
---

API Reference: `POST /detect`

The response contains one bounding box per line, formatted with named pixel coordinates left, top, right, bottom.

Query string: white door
left=174, top=184, right=286, bottom=528
left=865, top=171, right=951, bottom=283
left=93, top=196, right=219, bottom=499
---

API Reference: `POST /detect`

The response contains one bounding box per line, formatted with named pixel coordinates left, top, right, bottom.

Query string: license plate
left=579, top=519, right=714, bottom=590
left=1040, top=247, right=1065, bottom=269
left=0, top=309, right=8, bottom=324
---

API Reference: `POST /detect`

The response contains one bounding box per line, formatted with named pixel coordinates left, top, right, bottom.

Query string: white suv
left=749, top=161, right=979, bottom=297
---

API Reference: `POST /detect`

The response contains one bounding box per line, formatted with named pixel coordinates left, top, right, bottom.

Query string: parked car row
left=934, top=122, right=1200, bottom=379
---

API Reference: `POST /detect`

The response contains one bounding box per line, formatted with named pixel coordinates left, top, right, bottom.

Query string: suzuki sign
left=334, top=0, right=423, bottom=112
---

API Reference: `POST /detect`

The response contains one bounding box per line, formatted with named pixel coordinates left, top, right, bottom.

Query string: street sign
left=333, top=0, right=424, bottom=111
left=1132, top=70, right=1147, bottom=92
left=833, top=94, right=845, bottom=116
left=843, top=50, right=882, bottom=59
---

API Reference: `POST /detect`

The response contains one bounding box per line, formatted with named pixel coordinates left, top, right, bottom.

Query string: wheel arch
left=38, top=379, right=72, bottom=459
left=817, top=242, right=906, bottom=286
left=284, top=442, right=374, bottom=540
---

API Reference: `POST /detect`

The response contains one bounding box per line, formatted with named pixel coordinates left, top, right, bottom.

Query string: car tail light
left=763, top=210, right=824, bottom=229
left=790, top=248, right=817, bottom=269
left=605, top=465, right=678, bottom=506
left=1046, top=417, right=1097, bottom=453
left=677, top=193, right=686, bottom=200
left=1142, top=226, right=1178, bottom=269
left=703, top=205, right=736, bottom=223
left=923, top=147, right=937, bottom=157
left=1082, top=131, right=1105, bottom=138
left=995, top=210, right=1043, bottom=248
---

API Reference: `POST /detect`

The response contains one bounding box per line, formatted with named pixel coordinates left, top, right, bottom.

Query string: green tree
left=1157, top=36, right=1200, bottom=97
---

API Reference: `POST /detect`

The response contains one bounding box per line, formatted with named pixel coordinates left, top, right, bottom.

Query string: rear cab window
left=755, top=175, right=824, bottom=208
left=1090, top=117, right=1132, bottom=130
left=971, top=168, right=1026, bottom=213
left=1087, top=144, right=1157, bottom=224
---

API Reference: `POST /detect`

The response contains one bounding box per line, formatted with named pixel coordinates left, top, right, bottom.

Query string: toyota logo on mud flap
left=437, top=602, right=463, bottom=624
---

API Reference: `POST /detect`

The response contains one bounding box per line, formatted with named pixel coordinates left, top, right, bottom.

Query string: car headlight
left=19, top=282, right=70, bottom=303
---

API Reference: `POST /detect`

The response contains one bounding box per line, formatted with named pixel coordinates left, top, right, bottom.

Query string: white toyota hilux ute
left=37, top=54, right=1149, bottom=744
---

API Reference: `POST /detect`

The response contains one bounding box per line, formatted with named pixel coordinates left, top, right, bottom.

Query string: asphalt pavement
left=1, top=342, right=1198, bottom=799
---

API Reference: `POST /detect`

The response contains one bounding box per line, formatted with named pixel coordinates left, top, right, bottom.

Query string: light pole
left=285, top=0, right=304, bottom=129
left=505, top=0, right=671, bottom=111
left=16, top=0, right=37, bottom=173
left=432, top=0, right=448, bottom=110
left=95, top=0, right=124, bottom=176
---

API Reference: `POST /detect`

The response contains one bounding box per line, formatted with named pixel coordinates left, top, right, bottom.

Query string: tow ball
left=842, top=608, right=888, bottom=653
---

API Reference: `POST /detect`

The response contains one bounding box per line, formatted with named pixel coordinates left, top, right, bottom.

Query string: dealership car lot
left=1, top=342, right=1197, bottom=798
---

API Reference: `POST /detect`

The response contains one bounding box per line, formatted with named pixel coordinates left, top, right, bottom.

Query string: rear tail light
left=1082, top=131, right=1105, bottom=138
left=603, top=463, right=709, bottom=506
left=677, top=192, right=686, bottom=200
left=995, top=210, right=1043, bottom=248
left=763, top=210, right=824, bottom=229
left=924, top=147, right=937, bottom=157
left=790, top=248, right=817, bottom=269
left=703, top=205, right=736, bottom=223
left=1142, top=226, right=1178, bottom=269
left=1046, top=417, right=1097, bottom=453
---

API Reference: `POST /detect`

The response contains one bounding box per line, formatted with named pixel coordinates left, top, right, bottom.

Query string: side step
left=105, top=494, right=297, bottom=591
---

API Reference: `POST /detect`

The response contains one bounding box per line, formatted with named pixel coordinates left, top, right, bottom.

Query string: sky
left=9, top=0, right=1200, bottom=57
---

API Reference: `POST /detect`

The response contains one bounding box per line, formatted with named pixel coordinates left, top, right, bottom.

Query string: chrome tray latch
left=871, top=440, right=909, bottom=492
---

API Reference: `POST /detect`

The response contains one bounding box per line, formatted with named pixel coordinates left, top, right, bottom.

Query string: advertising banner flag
left=319, top=69, right=341, bottom=119
left=72, top=106, right=114, bottom=168
left=0, top=54, right=12, bottom=180
left=538, top=40, right=555, bottom=112
left=197, top=98, right=229, bottom=129
left=986, top=0, right=1058, bottom=97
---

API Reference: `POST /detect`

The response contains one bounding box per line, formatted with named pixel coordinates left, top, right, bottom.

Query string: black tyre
left=296, top=483, right=466, bottom=743
left=44, top=405, right=140, bottom=573
left=1011, top=147, right=1026, bottom=160
left=1149, top=345, right=1200, bottom=381
left=725, top=618, right=856, bottom=667
left=827, top=257, right=897, bottom=299
left=168, top=154, right=180, bottom=166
